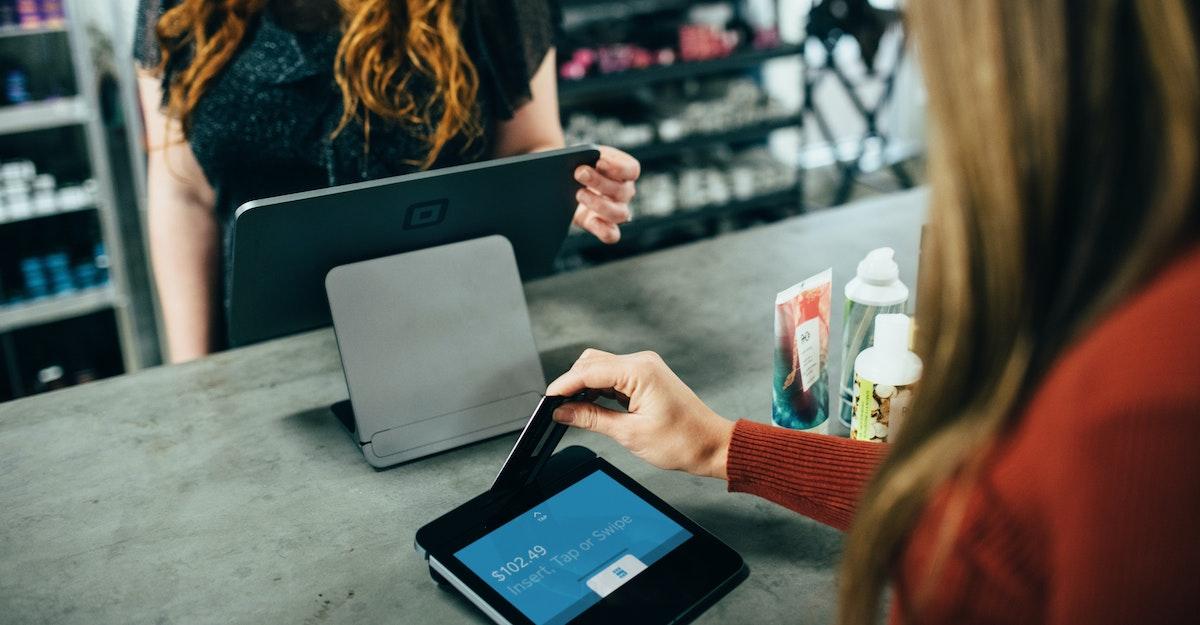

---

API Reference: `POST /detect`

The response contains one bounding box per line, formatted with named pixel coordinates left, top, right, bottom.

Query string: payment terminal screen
left=455, top=471, right=692, bottom=625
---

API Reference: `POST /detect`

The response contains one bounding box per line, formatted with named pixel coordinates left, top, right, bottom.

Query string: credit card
left=491, top=391, right=599, bottom=493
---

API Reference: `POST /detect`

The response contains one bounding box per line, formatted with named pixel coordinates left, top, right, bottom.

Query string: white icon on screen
left=533, top=511, right=547, bottom=522
left=586, top=555, right=647, bottom=597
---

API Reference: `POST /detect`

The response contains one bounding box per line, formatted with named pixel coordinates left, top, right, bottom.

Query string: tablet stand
left=325, top=236, right=547, bottom=468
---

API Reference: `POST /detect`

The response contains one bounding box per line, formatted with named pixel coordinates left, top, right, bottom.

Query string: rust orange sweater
left=727, top=245, right=1200, bottom=624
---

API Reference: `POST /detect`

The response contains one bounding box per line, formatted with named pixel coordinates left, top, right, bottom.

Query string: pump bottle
left=834, top=248, right=908, bottom=436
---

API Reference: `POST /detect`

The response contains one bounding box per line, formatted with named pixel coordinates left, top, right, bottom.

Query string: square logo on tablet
left=405, top=199, right=448, bottom=229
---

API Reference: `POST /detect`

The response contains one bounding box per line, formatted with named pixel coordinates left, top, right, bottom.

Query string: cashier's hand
left=548, top=349, right=734, bottom=480
left=572, top=146, right=640, bottom=244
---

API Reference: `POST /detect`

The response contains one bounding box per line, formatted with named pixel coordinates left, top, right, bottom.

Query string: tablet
left=227, top=145, right=600, bottom=347
left=416, top=449, right=747, bottom=625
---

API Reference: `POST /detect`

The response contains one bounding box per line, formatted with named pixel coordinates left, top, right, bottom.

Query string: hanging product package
left=772, top=268, right=832, bottom=430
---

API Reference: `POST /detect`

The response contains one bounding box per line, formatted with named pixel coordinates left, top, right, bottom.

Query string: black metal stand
left=801, top=1, right=913, bottom=207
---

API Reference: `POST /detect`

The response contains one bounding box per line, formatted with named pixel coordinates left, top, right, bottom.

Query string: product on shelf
left=38, top=0, right=64, bottom=26
left=561, top=44, right=675, bottom=80
left=628, top=147, right=797, bottom=219
left=2, top=0, right=63, bottom=29
left=15, top=0, right=37, bottom=28
left=563, top=78, right=795, bottom=150
left=558, top=0, right=785, bottom=81
left=0, top=159, right=97, bottom=223
left=2, top=218, right=110, bottom=304
left=4, top=67, right=30, bottom=104
left=678, top=23, right=740, bottom=62
left=5, top=246, right=108, bottom=303
left=19, top=255, right=47, bottom=298
left=34, top=363, right=65, bottom=392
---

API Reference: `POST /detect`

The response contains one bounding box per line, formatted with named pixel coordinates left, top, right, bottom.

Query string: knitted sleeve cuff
left=726, top=419, right=888, bottom=531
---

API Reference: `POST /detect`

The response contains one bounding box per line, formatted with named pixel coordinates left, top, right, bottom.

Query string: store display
left=629, top=148, right=797, bottom=218
left=563, top=78, right=794, bottom=151
left=1, top=0, right=63, bottom=29
left=557, top=1, right=802, bottom=263
left=0, top=160, right=96, bottom=223
left=0, top=0, right=141, bottom=401
left=558, top=0, right=784, bottom=81
left=0, top=163, right=109, bottom=304
left=5, top=245, right=107, bottom=304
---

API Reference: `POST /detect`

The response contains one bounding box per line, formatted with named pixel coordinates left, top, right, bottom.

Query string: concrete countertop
left=0, top=189, right=926, bottom=625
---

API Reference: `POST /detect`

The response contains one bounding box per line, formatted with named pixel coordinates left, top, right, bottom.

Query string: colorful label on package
left=851, top=373, right=915, bottom=443
left=772, top=269, right=832, bottom=430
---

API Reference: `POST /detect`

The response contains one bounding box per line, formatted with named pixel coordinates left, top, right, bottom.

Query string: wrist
left=700, top=416, right=735, bottom=481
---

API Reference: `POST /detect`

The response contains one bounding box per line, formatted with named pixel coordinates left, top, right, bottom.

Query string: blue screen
left=455, top=471, right=692, bottom=625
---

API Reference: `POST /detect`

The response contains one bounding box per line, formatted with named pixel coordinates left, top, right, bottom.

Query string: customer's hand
left=572, top=146, right=640, bottom=244
left=547, top=349, right=734, bottom=480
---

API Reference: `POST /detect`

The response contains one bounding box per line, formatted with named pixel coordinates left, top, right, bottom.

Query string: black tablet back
left=227, top=145, right=600, bottom=347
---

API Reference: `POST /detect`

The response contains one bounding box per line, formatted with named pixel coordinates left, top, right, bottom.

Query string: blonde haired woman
left=549, top=1, right=1200, bottom=623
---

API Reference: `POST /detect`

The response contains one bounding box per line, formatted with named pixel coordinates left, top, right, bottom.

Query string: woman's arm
left=493, top=49, right=639, bottom=244
left=546, top=349, right=888, bottom=531
left=492, top=48, right=565, bottom=157
left=725, top=419, right=887, bottom=530
left=137, top=71, right=219, bottom=363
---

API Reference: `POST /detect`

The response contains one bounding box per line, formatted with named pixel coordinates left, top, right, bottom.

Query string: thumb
left=553, top=402, right=622, bottom=437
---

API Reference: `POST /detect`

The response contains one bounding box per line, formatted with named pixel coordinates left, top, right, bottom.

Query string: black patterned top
left=134, top=0, right=556, bottom=345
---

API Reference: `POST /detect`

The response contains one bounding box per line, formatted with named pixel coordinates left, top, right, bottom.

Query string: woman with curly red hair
left=134, top=0, right=639, bottom=362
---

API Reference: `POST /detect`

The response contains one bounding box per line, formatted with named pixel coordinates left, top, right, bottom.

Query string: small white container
left=3, top=186, right=32, bottom=220
left=56, top=186, right=89, bottom=211
left=851, top=314, right=922, bottom=443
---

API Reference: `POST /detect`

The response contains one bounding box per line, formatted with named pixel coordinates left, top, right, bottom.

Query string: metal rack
left=0, top=0, right=144, bottom=395
left=801, top=0, right=914, bottom=206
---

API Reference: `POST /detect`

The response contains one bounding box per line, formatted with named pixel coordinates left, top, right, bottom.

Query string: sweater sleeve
left=1044, top=401, right=1200, bottom=625
left=726, top=419, right=888, bottom=531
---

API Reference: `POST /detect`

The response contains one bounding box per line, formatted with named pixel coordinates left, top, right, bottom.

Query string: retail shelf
left=0, top=24, right=67, bottom=39
left=624, top=115, right=802, bottom=161
left=560, top=186, right=800, bottom=256
left=558, top=44, right=804, bottom=104
left=560, top=0, right=692, bottom=14
left=0, top=97, right=89, bottom=136
left=0, top=203, right=96, bottom=227
left=0, top=286, right=116, bottom=334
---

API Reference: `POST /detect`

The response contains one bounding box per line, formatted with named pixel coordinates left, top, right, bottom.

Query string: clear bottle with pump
left=834, top=248, right=908, bottom=436
left=852, top=314, right=922, bottom=443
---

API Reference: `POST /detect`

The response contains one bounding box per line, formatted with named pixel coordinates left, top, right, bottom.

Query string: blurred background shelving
left=0, top=0, right=153, bottom=402
left=553, top=0, right=809, bottom=269
left=551, top=0, right=922, bottom=270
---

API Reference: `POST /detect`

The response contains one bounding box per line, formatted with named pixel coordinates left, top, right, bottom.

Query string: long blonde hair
left=154, top=0, right=481, bottom=168
left=839, top=2, right=1200, bottom=623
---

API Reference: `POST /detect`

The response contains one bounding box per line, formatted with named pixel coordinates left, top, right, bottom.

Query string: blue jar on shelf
left=44, top=252, right=75, bottom=295
left=20, top=256, right=49, bottom=300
